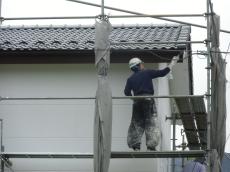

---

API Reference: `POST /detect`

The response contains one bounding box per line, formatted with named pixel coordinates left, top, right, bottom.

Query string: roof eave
left=0, top=48, right=185, bottom=64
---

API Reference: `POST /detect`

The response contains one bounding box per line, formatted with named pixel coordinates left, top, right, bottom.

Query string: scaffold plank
left=174, top=97, right=207, bottom=150
left=190, top=97, right=207, bottom=148
left=174, top=98, right=200, bottom=149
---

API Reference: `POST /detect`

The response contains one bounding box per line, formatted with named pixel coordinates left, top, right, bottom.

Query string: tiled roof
left=0, top=24, right=190, bottom=51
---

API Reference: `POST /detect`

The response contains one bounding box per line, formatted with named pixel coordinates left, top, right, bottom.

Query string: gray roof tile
left=0, top=24, right=191, bottom=51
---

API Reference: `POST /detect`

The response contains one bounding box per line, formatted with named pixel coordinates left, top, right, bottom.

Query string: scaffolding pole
left=66, top=0, right=230, bottom=34
left=101, top=0, right=104, bottom=16
left=0, top=95, right=205, bottom=101
left=0, top=119, right=3, bottom=172
left=0, top=0, right=2, bottom=24
left=1, top=16, right=98, bottom=20
left=172, top=111, right=177, bottom=172
left=0, top=150, right=205, bottom=172
left=1, top=150, right=206, bottom=159
left=182, top=135, right=186, bottom=169
left=0, top=151, right=206, bottom=172
left=0, top=1, right=229, bottom=34
left=206, top=0, right=211, bottom=172
left=0, top=14, right=206, bottom=21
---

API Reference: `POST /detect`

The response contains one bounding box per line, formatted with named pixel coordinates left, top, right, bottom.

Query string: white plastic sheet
left=94, top=19, right=112, bottom=172
left=210, top=15, right=226, bottom=172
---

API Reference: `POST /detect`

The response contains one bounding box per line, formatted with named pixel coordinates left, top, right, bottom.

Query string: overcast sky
left=1, top=0, right=230, bottom=152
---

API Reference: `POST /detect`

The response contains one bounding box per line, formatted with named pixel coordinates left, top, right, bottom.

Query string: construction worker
left=124, top=57, right=178, bottom=151
left=182, top=158, right=206, bottom=172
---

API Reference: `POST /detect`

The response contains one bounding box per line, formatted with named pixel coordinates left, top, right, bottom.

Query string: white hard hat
left=129, top=57, right=143, bottom=68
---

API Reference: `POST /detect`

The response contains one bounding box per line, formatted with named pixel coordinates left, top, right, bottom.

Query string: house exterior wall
left=169, top=57, right=192, bottom=95
left=156, top=63, right=172, bottom=172
left=0, top=63, right=172, bottom=172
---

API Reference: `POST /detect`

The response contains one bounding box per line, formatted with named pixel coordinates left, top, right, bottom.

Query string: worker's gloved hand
left=168, top=56, right=179, bottom=69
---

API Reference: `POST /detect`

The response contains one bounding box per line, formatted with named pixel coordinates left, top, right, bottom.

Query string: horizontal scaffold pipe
left=109, top=14, right=206, bottom=18
left=0, top=95, right=205, bottom=101
left=0, top=13, right=206, bottom=21
left=66, top=0, right=230, bottom=34
left=1, top=150, right=206, bottom=159
left=1, top=16, right=97, bottom=20
left=113, top=95, right=205, bottom=99
left=111, top=41, right=205, bottom=45
left=0, top=97, right=95, bottom=100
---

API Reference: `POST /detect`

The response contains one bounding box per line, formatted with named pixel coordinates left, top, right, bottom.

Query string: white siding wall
left=169, top=57, right=191, bottom=95
left=156, top=63, right=172, bottom=172
left=0, top=63, right=171, bottom=172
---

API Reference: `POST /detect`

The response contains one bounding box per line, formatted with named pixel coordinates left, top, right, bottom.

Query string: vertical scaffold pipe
left=206, top=0, right=211, bottom=172
left=0, top=119, right=4, bottom=172
left=172, top=112, right=176, bottom=172
left=0, top=0, right=2, bottom=24
left=101, top=0, right=104, bottom=16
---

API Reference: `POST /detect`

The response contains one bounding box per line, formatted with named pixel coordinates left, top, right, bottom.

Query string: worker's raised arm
left=148, top=68, right=170, bottom=78
left=148, top=55, right=179, bottom=78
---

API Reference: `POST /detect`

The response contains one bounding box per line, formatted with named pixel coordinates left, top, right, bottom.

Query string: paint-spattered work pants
left=127, top=99, right=160, bottom=150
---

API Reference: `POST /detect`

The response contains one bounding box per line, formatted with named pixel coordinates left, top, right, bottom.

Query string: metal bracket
left=97, top=15, right=109, bottom=21
left=176, top=142, right=188, bottom=149
left=0, top=155, right=13, bottom=172
left=165, top=113, right=181, bottom=121
left=205, top=93, right=211, bottom=98
left=203, top=12, right=215, bottom=17
left=165, top=116, right=181, bottom=120
left=204, top=39, right=211, bottom=45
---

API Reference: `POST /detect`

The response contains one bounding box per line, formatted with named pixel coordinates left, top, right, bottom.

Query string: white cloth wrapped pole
left=95, top=20, right=112, bottom=66
left=94, top=20, right=112, bottom=172
left=210, top=47, right=226, bottom=172
left=210, top=15, right=226, bottom=172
